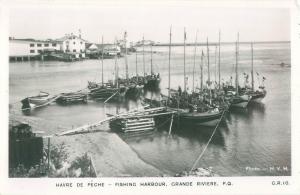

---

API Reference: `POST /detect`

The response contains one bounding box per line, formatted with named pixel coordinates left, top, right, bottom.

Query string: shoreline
left=10, top=113, right=164, bottom=177
left=48, top=131, right=164, bottom=177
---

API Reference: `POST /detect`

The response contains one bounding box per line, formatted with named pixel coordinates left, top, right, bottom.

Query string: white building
left=55, top=34, right=87, bottom=58
left=9, top=33, right=88, bottom=60
left=9, top=38, right=60, bottom=60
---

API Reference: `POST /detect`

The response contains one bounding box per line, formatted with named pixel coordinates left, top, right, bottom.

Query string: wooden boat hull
left=21, top=96, right=56, bottom=109
left=230, top=100, right=249, bottom=108
left=250, top=92, right=266, bottom=103
left=230, top=95, right=251, bottom=108
left=176, top=110, right=223, bottom=127
left=89, top=88, right=120, bottom=100
left=56, top=93, right=87, bottom=104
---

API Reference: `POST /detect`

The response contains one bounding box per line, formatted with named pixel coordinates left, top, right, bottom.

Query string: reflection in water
left=248, top=102, right=266, bottom=114
left=228, top=102, right=266, bottom=123
left=118, top=116, right=229, bottom=150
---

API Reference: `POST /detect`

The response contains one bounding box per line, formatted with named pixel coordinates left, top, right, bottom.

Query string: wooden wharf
left=56, top=107, right=176, bottom=136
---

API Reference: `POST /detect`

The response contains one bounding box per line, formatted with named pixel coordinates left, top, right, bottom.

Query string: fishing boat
left=244, top=43, right=267, bottom=103
left=144, top=42, right=161, bottom=91
left=56, top=92, right=88, bottom=104
left=89, top=82, right=125, bottom=100
left=143, top=73, right=161, bottom=92
left=226, top=33, right=251, bottom=108
left=175, top=108, right=224, bottom=127
left=21, top=91, right=58, bottom=110
left=249, top=87, right=266, bottom=103
left=88, top=36, right=126, bottom=102
left=164, top=30, right=224, bottom=127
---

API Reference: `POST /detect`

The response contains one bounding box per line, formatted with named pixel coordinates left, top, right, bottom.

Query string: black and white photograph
left=1, top=0, right=300, bottom=194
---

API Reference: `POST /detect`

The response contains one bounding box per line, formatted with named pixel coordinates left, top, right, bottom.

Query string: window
left=37, top=44, right=42, bottom=47
left=66, top=41, right=69, bottom=44
left=30, top=43, right=34, bottom=47
left=44, top=43, right=49, bottom=47
left=52, top=43, right=57, bottom=47
left=37, top=50, right=42, bottom=53
left=73, top=49, right=76, bottom=52
left=80, top=42, right=83, bottom=44
left=80, top=49, right=82, bottom=53
left=30, top=50, right=35, bottom=53
left=73, top=42, right=76, bottom=45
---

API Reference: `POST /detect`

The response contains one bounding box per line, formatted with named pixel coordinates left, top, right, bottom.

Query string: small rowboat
left=21, top=92, right=58, bottom=110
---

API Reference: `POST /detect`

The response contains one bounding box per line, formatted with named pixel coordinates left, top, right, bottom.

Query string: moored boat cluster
left=19, top=30, right=267, bottom=134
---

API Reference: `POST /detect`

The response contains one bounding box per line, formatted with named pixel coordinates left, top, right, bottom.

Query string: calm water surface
left=9, top=42, right=291, bottom=176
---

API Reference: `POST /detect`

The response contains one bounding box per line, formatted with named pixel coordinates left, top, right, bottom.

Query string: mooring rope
left=189, top=109, right=227, bottom=172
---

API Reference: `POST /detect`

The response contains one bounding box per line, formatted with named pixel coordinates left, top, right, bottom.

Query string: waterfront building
left=85, top=43, right=121, bottom=59
left=9, top=33, right=88, bottom=61
left=55, top=33, right=87, bottom=58
left=9, top=37, right=60, bottom=61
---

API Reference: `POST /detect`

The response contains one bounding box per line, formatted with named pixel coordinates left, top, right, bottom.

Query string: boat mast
left=251, top=42, right=254, bottom=90
left=114, top=38, right=119, bottom=88
left=143, top=35, right=145, bottom=77
left=207, top=38, right=210, bottom=96
left=124, top=32, right=129, bottom=84
left=215, top=45, right=217, bottom=87
left=192, top=30, right=198, bottom=93
left=235, top=33, right=239, bottom=95
left=150, top=43, right=153, bottom=75
left=200, top=50, right=204, bottom=91
left=168, top=26, right=172, bottom=101
left=135, top=47, right=138, bottom=77
left=184, top=27, right=187, bottom=92
left=101, top=36, right=104, bottom=85
left=218, top=30, right=221, bottom=89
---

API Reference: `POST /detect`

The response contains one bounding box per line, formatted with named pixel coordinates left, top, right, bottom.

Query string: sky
left=9, top=4, right=290, bottom=44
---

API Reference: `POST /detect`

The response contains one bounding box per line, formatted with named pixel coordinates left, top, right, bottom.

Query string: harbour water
left=9, top=42, right=291, bottom=176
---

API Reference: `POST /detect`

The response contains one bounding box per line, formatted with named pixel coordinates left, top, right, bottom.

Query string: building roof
left=9, top=37, right=60, bottom=43
left=55, top=34, right=89, bottom=43
left=86, top=43, right=120, bottom=51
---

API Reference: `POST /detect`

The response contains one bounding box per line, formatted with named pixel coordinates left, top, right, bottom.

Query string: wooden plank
left=122, top=124, right=155, bottom=130
left=125, top=121, right=155, bottom=127
left=123, top=127, right=154, bottom=132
